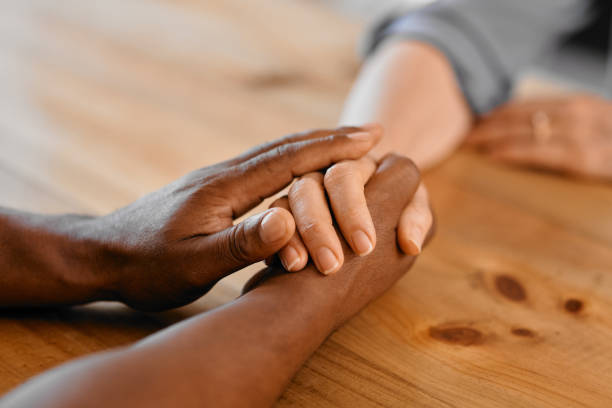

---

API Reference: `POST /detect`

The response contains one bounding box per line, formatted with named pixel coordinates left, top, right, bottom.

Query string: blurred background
left=1, top=0, right=607, bottom=211
left=2, top=2, right=612, bottom=405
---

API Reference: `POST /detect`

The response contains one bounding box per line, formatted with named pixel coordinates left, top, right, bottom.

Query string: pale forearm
left=340, top=41, right=473, bottom=169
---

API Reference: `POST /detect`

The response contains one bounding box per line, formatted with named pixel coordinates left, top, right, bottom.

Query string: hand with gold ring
left=466, top=94, right=612, bottom=180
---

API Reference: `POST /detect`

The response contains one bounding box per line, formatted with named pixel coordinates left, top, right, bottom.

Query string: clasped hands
left=84, top=125, right=433, bottom=311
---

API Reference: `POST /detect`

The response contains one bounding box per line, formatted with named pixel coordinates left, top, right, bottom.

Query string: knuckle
left=254, top=144, right=298, bottom=179
left=264, top=144, right=297, bottom=168
left=324, top=162, right=355, bottom=187
left=225, top=224, right=251, bottom=263
left=298, top=222, right=331, bottom=242
left=290, top=173, right=323, bottom=196
left=372, top=155, right=422, bottom=204
left=274, top=142, right=296, bottom=157
left=322, top=133, right=347, bottom=146
left=325, top=129, right=350, bottom=142
left=387, top=155, right=420, bottom=181
left=184, top=169, right=224, bottom=193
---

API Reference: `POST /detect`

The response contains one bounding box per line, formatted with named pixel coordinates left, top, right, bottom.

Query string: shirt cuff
left=360, top=11, right=512, bottom=114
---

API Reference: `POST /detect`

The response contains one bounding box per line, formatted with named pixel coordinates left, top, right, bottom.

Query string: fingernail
left=315, top=247, right=339, bottom=275
left=347, top=131, right=372, bottom=142
left=281, top=246, right=301, bottom=271
left=259, top=210, right=287, bottom=244
left=403, top=238, right=422, bottom=256
left=352, top=230, right=373, bottom=256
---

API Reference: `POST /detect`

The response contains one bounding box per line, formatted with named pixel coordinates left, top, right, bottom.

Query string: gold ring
left=531, top=110, right=552, bottom=144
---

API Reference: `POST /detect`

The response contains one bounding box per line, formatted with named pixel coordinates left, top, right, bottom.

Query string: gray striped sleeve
left=362, top=0, right=593, bottom=114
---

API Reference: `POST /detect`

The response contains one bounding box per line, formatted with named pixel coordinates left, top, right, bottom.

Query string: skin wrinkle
left=0, top=126, right=387, bottom=311
left=4, top=158, right=426, bottom=407
left=0, top=115, right=435, bottom=407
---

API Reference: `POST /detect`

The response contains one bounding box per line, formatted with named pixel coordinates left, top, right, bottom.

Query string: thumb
left=205, top=208, right=295, bottom=276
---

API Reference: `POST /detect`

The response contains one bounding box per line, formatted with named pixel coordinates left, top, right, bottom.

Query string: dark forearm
left=1, top=152, right=425, bottom=408
left=0, top=208, right=115, bottom=307
left=0, top=266, right=339, bottom=408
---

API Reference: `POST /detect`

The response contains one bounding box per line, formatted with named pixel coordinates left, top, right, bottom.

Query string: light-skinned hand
left=467, top=94, right=612, bottom=180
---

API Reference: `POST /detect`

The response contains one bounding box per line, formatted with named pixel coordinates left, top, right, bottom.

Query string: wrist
left=248, top=266, right=349, bottom=332
left=28, top=212, right=120, bottom=303
left=0, top=210, right=120, bottom=306
left=58, top=214, right=123, bottom=302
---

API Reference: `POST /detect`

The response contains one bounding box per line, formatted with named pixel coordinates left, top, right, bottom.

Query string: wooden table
left=1, top=1, right=612, bottom=406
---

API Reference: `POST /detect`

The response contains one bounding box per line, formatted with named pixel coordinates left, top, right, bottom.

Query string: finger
left=465, top=98, right=538, bottom=146
left=365, top=154, right=421, bottom=228
left=486, top=142, right=575, bottom=173
left=324, top=156, right=377, bottom=256
left=397, top=183, right=433, bottom=255
left=289, top=173, right=344, bottom=275
left=466, top=122, right=532, bottom=146
left=196, top=207, right=296, bottom=279
left=225, top=128, right=383, bottom=216
left=467, top=121, right=572, bottom=147
left=467, top=103, right=576, bottom=147
left=224, top=123, right=383, bottom=167
left=270, top=196, right=309, bottom=272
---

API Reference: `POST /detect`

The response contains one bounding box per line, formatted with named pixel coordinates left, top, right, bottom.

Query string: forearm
left=0, top=152, right=425, bottom=407
left=340, top=41, right=473, bottom=169
left=0, top=267, right=339, bottom=408
left=0, top=208, right=115, bottom=307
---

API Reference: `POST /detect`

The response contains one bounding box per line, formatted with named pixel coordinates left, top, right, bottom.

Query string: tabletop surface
left=1, top=1, right=612, bottom=406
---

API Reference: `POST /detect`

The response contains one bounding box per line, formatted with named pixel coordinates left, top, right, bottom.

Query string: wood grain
left=1, top=1, right=611, bottom=406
